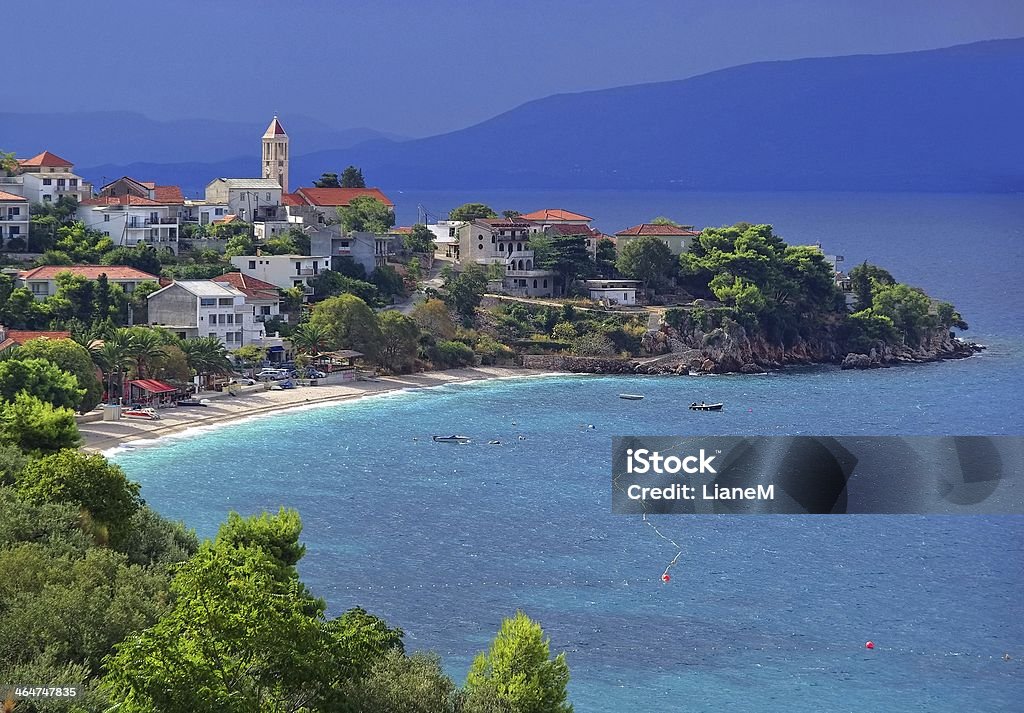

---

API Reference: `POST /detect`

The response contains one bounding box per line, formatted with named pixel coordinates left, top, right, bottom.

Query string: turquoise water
left=112, top=192, right=1024, bottom=711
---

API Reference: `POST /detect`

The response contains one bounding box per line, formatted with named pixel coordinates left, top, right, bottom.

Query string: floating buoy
left=865, top=641, right=875, bottom=650
left=661, top=573, right=671, bottom=583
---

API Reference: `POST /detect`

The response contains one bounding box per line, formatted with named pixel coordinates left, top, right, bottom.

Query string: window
left=30, top=283, right=48, bottom=295
left=9, top=226, right=19, bottom=235
left=219, top=298, right=233, bottom=306
left=215, top=208, right=224, bottom=216
left=69, top=179, right=77, bottom=187
left=248, top=260, right=256, bottom=269
left=491, top=236, right=495, bottom=243
left=104, top=214, right=110, bottom=222
left=266, top=193, right=271, bottom=201
left=449, top=227, right=455, bottom=237
left=478, top=244, right=483, bottom=251
left=261, top=306, right=271, bottom=315
left=209, top=332, right=217, bottom=338
left=226, top=314, right=234, bottom=324
left=9, top=207, right=19, bottom=216
left=218, top=314, right=226, bottom=324
left=42, top=178, right=52, bottom=186
left=533, top=280, right=538, bottom=288
left=200, top=298, right=216, bottom=307
left=43, top=195, right=51, bottom=202
left=543, top=279, right=548, bottom=288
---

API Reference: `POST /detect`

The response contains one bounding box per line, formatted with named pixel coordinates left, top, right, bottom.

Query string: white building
left=211, top=272, right=282, bottom=324
left=180, top=200, right=233, bottom=225
left=229, top=254, right=330, bottom=294
left=585, top=279, right=641, bottom=306
left=428, top=220, right=462, bottom=257
left=147, top=280, right=261, bottom=347
left=0, top=151, right=93, bottom=204
left=17, top=265, right=159, bottom=300
left=77, top=195, right=181, bottom=253
left=0, top=191, right=30, bottom=249
left=457, top=217, right=556, bottom=297
left=205, top=178, right=284, bottom=223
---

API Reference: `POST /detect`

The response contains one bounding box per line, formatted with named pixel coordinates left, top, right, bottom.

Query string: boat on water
left=689, top=402, right=724, bottom=411
left=619, top=394, right=645, bottom=400
left=432, top=434, right=472, bottom=443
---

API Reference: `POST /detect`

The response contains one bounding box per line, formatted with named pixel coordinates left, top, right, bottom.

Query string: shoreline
left=81, top=367, right=550, bottom=453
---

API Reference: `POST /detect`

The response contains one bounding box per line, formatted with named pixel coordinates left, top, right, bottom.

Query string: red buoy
left=865, top=641, right=875, bottom=650
left=661, top=573, right=671, bottom=583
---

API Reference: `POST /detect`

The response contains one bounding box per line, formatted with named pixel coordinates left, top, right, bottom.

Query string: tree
left=310, top=269, right=380, bottom=304
left=531, top=234, right=594, bottom=293
left=15, top=337, right=103, bottom=412
left=404, top=224, right=436, bottom=253
left=0, top=392, right=81, bottom=455
left=225, top=232, right=257, bottom=257
left=179, top=337, right=231, bottom=390
left=128, top=279, right=162, bottom=324
left=650, top=216, right=684, bottom=226
left=464, top=611, right=572, bottom=713
left=372, top=264, right=406, bottom=299
left=449, top=203, right=497, bottom=222
left=0, top=443, right=27, bottom=485
left=290, top=322, right=331, bottom=357
left=411, top=299, right=456, bottom=340
left=314, top=172, right=341, bottom=188
left=569, top=333, right=615, bottom=357
left=309, top=294, right=384, bottom=362
left=151, top=344, right=194, bottom=384
left=443, top=264, right=488, bottom=325
left=354, top=650, right=459, bottom=713
left=595, top=238, right=618, bottom=278
left=849, top=261, right=895, bottom=311
left=337, top=196, right=395, bottom=234
left=341, top=165, right=366, bottom=188
left=616, top=235, right=674, bottom=294
left=0, top=357, right=85, bottom=411
left=124, top=328, right=167, bottom=379
left=102, top=244, right=162, bottom=276
left=502, top=210, right=522, bottom=219
left=378, top=311, right=420, bottom=373
left=0, top=149, right=18, bottom=174
left=17, top=450, right=142, bottom=546
left=710, top=275, right=767, bottom=313
left=0, top=287, right=46, bottom=329
left=870, top=282, right=933, bottom=346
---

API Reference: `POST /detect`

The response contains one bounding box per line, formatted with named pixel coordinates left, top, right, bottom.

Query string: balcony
left=0, top=177, right=22, bottom=186
left=295, top=268, right=316, bottom=276
left=505, top=269, right=551, bottom=278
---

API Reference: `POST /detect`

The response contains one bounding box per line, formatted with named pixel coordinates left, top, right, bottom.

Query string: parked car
left=256, top=369, right=290, bottom=381
left=305, top=369, right=327, bottom=379
left=231, top=378, right=257, bottom=386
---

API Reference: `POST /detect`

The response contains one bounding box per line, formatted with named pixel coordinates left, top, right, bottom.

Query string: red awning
left=128, top=379, right=177, bottom=394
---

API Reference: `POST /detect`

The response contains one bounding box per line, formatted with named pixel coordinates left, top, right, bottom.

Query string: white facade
left=76, top=198, right=180, bottom=254
left=457, top=218, right=555, bottom=297
left=147, top=280, right=262, bottom=347
left=229, top=254, right=330, bottom=293
left=180, top=200, right=232, bottom=225
left=0, top=153, right=93, bottom=204
left=585, top=279, right=641, bottom=306
left=205, top=178, right=283, bottom=223
left=0, top=191, right=30, bottom=248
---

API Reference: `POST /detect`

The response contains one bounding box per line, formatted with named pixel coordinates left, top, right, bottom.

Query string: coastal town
left=0, top=116, right=976, bottom=448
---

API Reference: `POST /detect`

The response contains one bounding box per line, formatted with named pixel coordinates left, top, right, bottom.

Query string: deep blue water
left=112, top=192, right=1023, bottom=712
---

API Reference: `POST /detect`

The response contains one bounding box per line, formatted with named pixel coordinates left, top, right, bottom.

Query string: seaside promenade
left=78, top=366, right=526, bottom=452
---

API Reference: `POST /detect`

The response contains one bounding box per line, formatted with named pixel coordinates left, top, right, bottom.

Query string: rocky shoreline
left=520, top=321, right=984, bottom=376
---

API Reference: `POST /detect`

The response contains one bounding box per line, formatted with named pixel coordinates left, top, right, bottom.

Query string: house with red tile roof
left=211, top=272, right=282, bottom=324
left=98, top=176, right=185, bottom=205
left=17, top=265, right=160, bottom=300
left=519, top=208, right=593, bottom=224
left=1, top=151, right=93, bottom=204
left=77, top=193, right=182, bottom=254
left=0, top=325, right=73, bottom=353
left=614, top=223, right=701, bottom=256
left=284, top=187, right=395, bottom=227
left=0, top=190, right=30, bottom=249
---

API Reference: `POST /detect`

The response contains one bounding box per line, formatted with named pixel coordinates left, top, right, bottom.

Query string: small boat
left=432, top=434, right=471, bottom=444
left=123, top=407, right=160, bottom=420
left=689, top=402, right=724, bottom=411
left=619, top=394, right=645, bottom=400
left=176, top=399, right=207, bottom=407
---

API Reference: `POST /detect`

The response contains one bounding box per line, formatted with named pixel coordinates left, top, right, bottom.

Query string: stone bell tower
left=262, top=115, right=289, bottom=193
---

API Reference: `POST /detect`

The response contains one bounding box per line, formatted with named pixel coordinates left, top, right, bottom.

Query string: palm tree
left=291, top=322, right=330, bottom=357
left=125, top=328, right=166, bottom=380
left=180, top=337, right=232, bottom=391
left=89, top=329, right=134, bottom=404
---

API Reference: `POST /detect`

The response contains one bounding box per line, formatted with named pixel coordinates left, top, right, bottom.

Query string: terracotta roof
left=615, top=223, right=700, bottom=237
left=211, top=272, right=280, bottom=299
left=0, top=190, right=27, bottom=202
left=213, top=214, right=239, bottom=224
left=80, top=195, right=163, bottom=207
left=520, top=208, right=593, bottom=222
left=263, top=116, right=288, bottom=138
left=546, top=223, right=602, bottom=237
left=152, top=185, right=184, bottom=203
left=281, top=192, right=305, bottom=206
left=391, top=226, right=413, bottom=234
left=18, top=151, right=73, bottom=168
left=0, top=329, right=72, bottom=352
left=293, top=187, right=394, bottom=208
left=18, top=265, right=159, bottom=281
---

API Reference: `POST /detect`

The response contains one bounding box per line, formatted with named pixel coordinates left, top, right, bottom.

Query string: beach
left=79, top=366, right=531, bottom=452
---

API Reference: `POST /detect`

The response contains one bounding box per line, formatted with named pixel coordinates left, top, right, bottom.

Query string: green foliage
left=443, top=264, right=488, bottom=325
left=224, top=232, right=257, bottom=257
left=709, top=275, right=767, bottom=313
left=551, top=321, right=577, bottom=341
left=412, top=298, right=457, bottom=339
left=465, top=611, right=572, bottom=713
left=314, top=172, right=341, bottom=188
left=405, top=223, right=436, bottom=253
left=378, top=311, right=420, bottom=373
left=849, top=261, right=895, bottom=310
left=474, top=333, right=516, bottom=365
left=0, top=442, right=27, bottom=485
left=569, top=333, right=616, bottom=357
left=17, top=450, right=142, bottom=547
left=179, top=336, right=232, bottom=388
left=372, top=264, right=406, bottom=298
left=936, top=301, right=969, bottom=330
left=309, top=293, right=384, bottom=361
left=215, top=507, right=306, bottom=568
left=354, top=650, right=459, bottom=713
left=102, top=243, right=162, bottom=275
left=15, top=337, right=104, bottom=412
left=290, top=322, right=331, bottom=356
left=0, top=356, right=85, bottom=411
left=341, top=165, right=367, bottom=188
left=531, top=234, right=594, bottom=291
left=650, top=216, right=684, bottom=226
left=0, top=392, right=81, bottom=455
left=333, top=255, right=369, bottom=280
left=430, top=340, right=476, bottom=368
left=338, top=196, right=396, bottom=234
left=449, top=203, right=497, bottom=221
left=869, top=282, right=933, bottom=345
left=616, top=235, right=674, bottom=291
left=595, top=237, right=617, bottom=278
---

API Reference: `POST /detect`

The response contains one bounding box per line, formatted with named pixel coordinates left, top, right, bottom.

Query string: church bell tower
left=262, top=116, right=289, bottom=193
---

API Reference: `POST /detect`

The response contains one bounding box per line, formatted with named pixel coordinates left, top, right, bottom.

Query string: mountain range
left=4, top=39, right=1021, bottom=195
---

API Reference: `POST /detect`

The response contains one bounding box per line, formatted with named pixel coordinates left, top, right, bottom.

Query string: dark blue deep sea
left=113, top=192, right=1023, bottom=712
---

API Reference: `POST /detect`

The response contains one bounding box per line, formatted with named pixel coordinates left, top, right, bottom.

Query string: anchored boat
left=432, top=434, right=472, bottom=444
left=619, top=394, right=645, bottom=400
left=689, top=402, right=724, bottom=411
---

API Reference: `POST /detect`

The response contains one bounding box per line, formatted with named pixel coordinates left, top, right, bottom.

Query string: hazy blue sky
left=7, top=0, right=1023, bottom=136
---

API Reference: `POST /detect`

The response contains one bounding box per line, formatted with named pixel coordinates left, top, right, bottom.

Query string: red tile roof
left=18, top=151, right=73, bottom=168
left=520, top=208, right=593, bottom=222
left=546, top=223, right=602, bottom=237
left=80, top=195, right=163, bottom=207
left=0, top=329, right=72, bottom=352
left=213, top=214, right=239, bottom=224
left=152, top=185, right=185, bottom=203
left=18, top=265, right=160, bottom=281
left=0, top=190, right=27, bottom=202
left=293, top=187, right=395, bottom=208
left=211, top=272, right=280, bottom=299
left=281, top=192, right=305, bottom=206
left=615, top=223, right=700, bottom=237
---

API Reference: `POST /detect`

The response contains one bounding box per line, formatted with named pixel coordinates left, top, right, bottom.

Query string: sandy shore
left=79, top=367, right=540, bottom=452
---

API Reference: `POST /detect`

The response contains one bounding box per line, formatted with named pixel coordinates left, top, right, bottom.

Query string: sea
left=111, top=191, right=1024, bottom=712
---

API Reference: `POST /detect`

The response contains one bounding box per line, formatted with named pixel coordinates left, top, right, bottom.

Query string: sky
left=7, top=0, right=1023, bottom=137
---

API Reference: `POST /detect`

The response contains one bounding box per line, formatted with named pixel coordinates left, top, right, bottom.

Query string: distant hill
left=33, top=39, right=1024, bottom=194
left=0, top=111, right=402, bottom=174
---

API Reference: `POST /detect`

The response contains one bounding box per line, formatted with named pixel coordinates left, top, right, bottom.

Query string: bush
left=569, top=333, right=616, bottom=357
left=431, top=340, right=476, bottom=368
left=474, top=334, right=515, bottom=365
